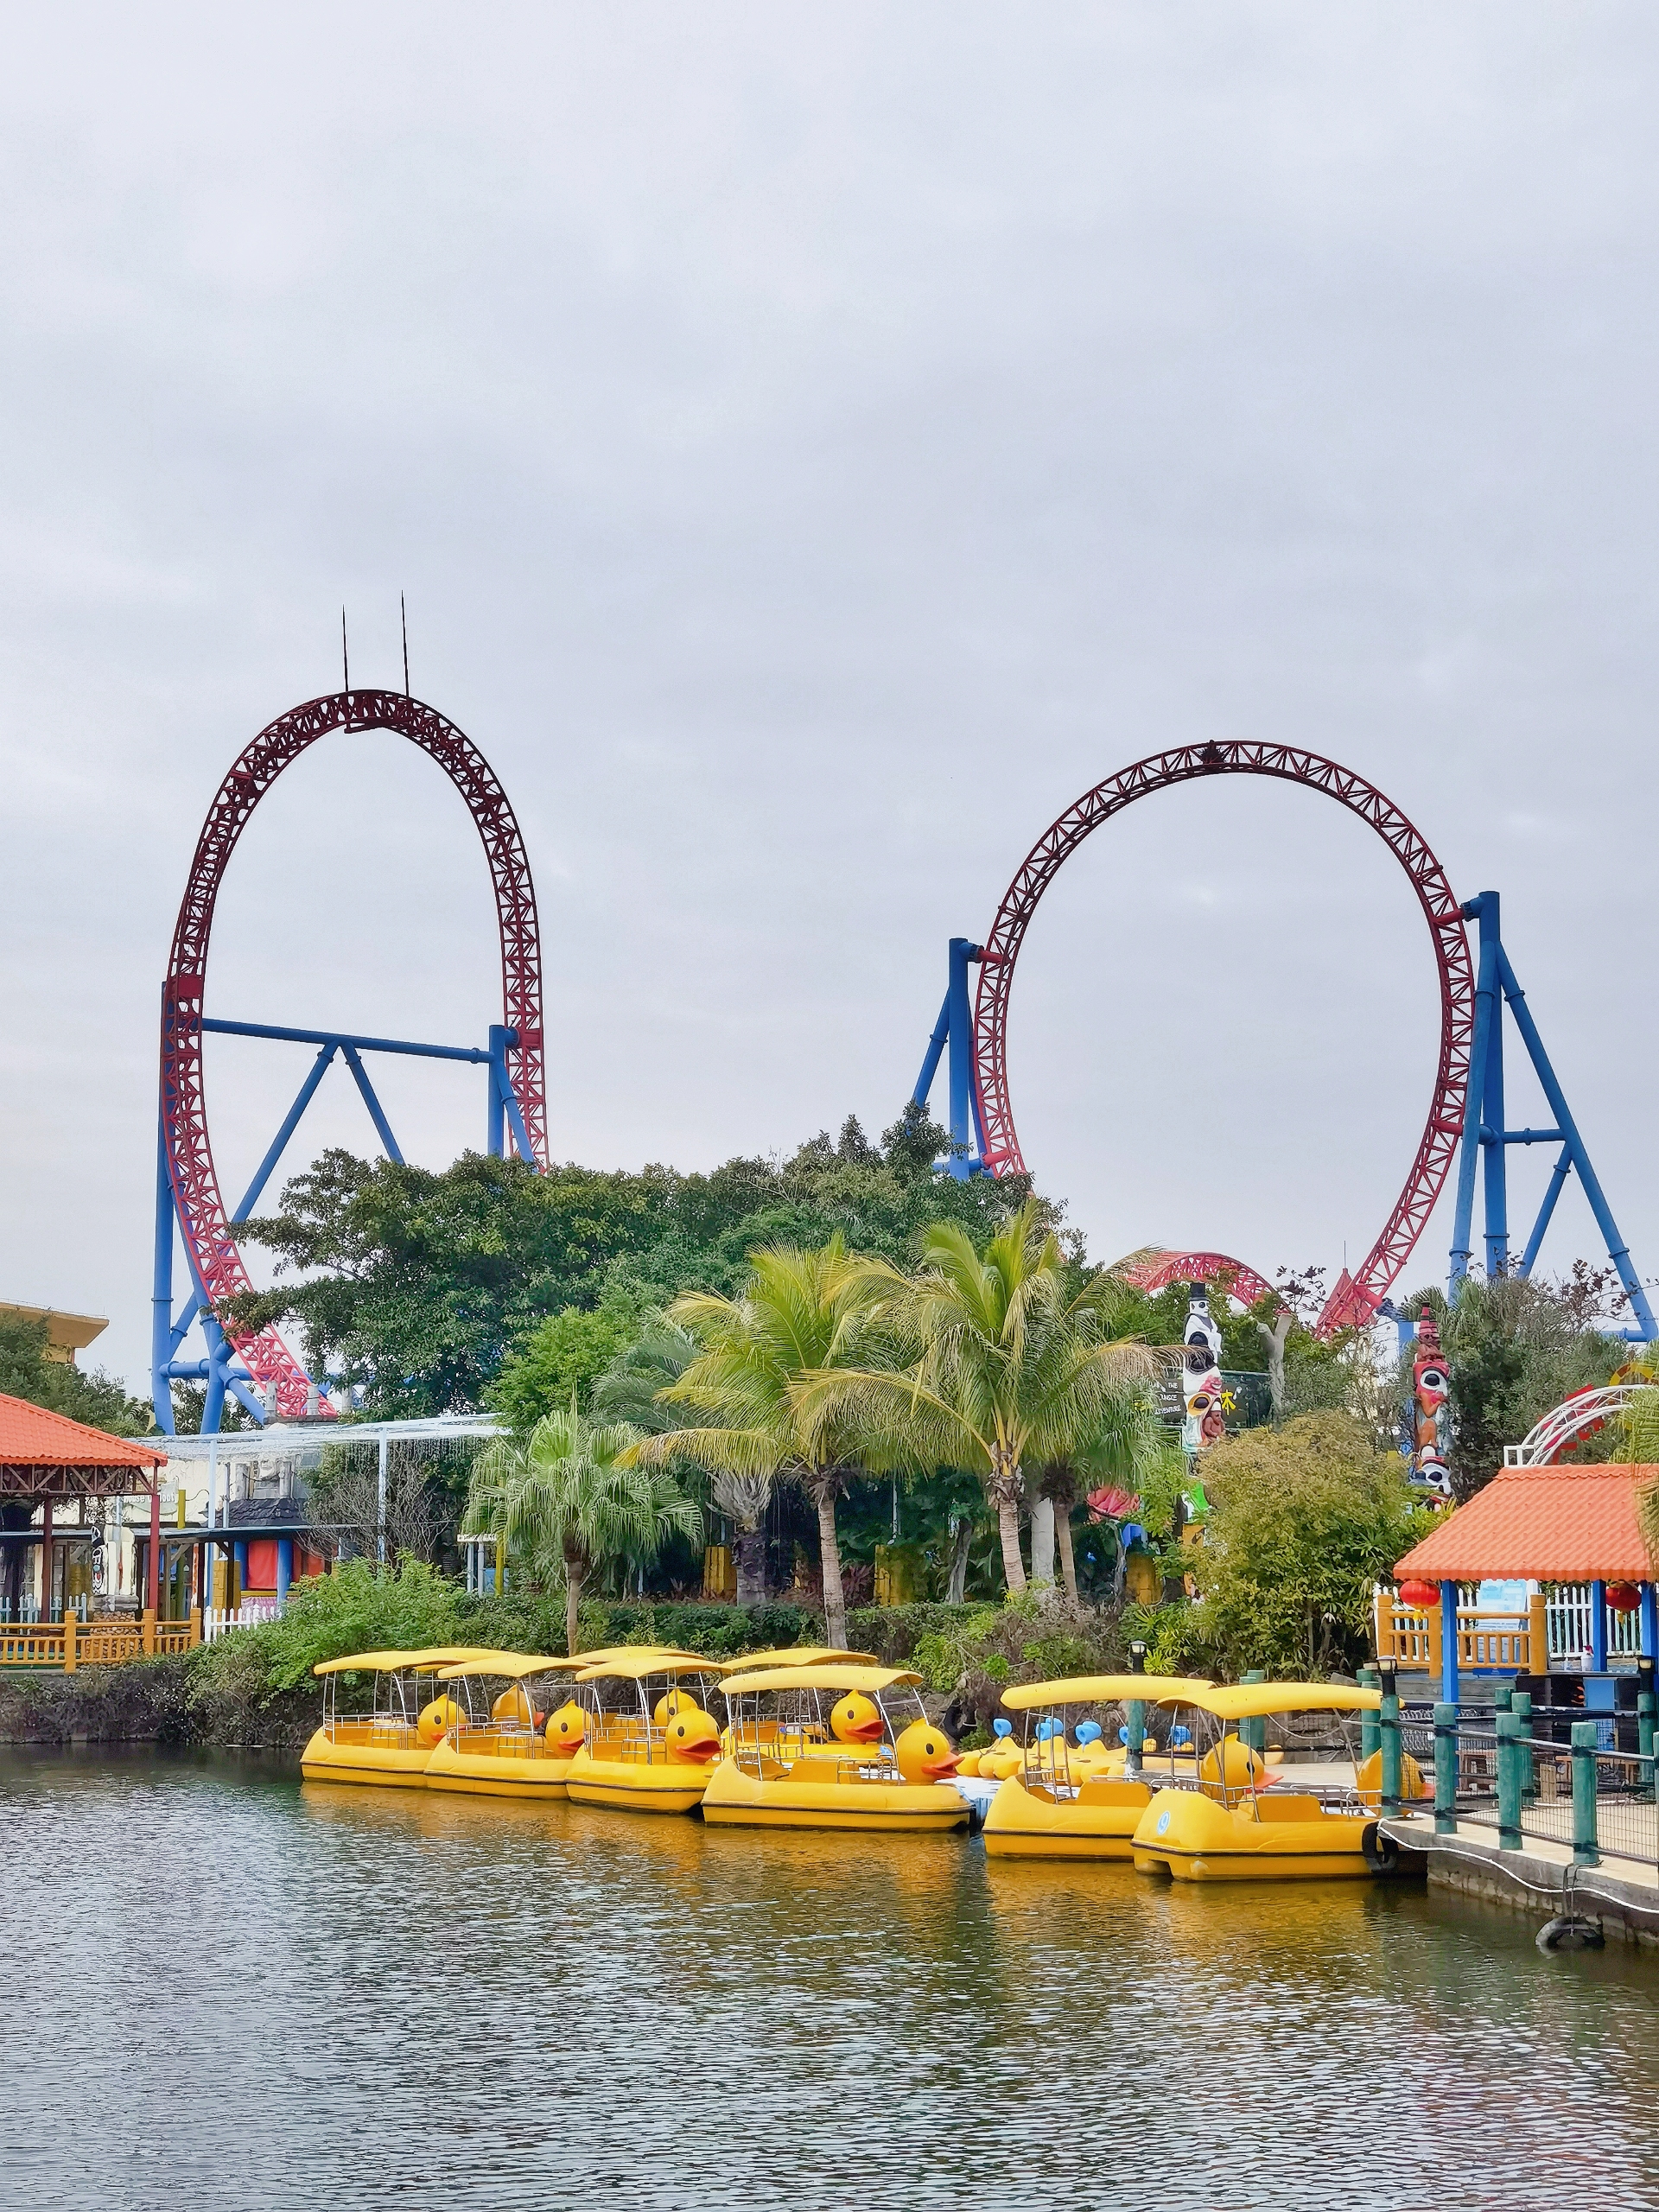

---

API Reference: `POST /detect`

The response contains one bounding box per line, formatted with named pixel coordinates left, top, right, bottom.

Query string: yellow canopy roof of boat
left=1192, top=1682, right=1382, bottom=1719
left=313, top=1646, right=499, bottom=1676
left=735, top=1645, right=880, bottom=1668
left=718, top=1662, right=923, bottom=1695
left=436, top=1653, right=581, bottom=1681
left=1001, top=1675, right=1212, bottom=1710
left=574, top=1651, right=733, bottom=1681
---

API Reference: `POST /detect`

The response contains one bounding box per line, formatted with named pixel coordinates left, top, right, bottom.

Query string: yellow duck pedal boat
left=301, top=1648, right=502, bottom=1789
left=423, top=1653, right=589, bottom=1799
left=980, top=1675, right=1213, bottom=1859
left=563, top=1651, right=734, bottom=1815
left=702, top=1664, right=969, bottom=1833
left=1130, top=1681, right=1396, bottom=1882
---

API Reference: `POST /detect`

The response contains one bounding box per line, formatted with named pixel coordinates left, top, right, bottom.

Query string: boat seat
left=1077, top=1779, right=1152, bottom=1807
left=1249, top=1794, right=1326, bottom=1822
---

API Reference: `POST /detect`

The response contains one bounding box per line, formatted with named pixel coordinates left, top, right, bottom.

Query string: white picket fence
left=202, top=1600, right=283, bottom=1643
left=1543, top=1583, right=1643, bottom=1665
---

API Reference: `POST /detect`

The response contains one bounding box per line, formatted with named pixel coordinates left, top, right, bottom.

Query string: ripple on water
left=2, top=1751, right=1658, bottom=2212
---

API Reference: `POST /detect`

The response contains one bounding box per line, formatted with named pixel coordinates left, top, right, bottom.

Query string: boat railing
left=327, top=1716, right=423, bottom=1750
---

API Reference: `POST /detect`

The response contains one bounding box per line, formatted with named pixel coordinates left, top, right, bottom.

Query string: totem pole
left=1180, top=1284, right=1227, bottom=1457
left=1408, top=1308, right=1451, bottom=1495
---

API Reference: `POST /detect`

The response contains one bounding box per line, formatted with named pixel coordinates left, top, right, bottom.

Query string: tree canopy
left=0, top=1313, right=154, bottom=1437
left=230, top=1107, right=1044, bottom=1416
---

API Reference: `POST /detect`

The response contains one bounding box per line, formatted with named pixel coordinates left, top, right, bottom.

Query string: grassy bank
left=0, top=1562, right=1131, bottom=1749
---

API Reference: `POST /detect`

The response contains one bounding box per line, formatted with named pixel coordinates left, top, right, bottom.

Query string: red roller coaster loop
left=971, top=741, right=1473, bottom=1337
left=160, top=690, right=545, bottom=1419
left=1110, top=1248, right=1279, bottom=1311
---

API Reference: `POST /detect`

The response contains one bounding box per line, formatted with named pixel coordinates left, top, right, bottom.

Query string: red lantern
left=1396, top=1580, right=1440, bottom=1611
left=1605, top=1582, right=1642, bottom=1614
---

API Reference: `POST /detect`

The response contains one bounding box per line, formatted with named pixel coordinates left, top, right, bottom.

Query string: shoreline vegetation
left=0, top=1572, right=1135, bottom=1751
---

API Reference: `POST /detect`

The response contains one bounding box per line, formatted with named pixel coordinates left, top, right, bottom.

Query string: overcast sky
left=3, top=5, right=1657, bottom=1396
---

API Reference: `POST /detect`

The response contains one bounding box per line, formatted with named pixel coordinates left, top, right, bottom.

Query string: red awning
left=0, top=1393, right=168, bottom=1493
left=1395, top=1464, right=1658, bottom=1585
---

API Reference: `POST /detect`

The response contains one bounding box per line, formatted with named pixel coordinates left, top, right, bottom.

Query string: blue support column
left=1497, top=944, right=1658, bottom=1338
left=232, top=1539, right=249, bottom=1598
left=230, top=1043, right=336, bottom=1223
left=1641, top=1582, right=1659, bottom=1662
left=1589, top=1579, right=1610, bottom=1672
left=150, top=1119, right=178, bottom=1435
left=487, top=1024, right=507, bottom=1156
left=1449, top=896, right=1499, bottom=1293
left=912, top=996, right=950, bottom=1115
left=1440, top=1578, right=1460, bottom=1706
left=341, top=1046, right=404, bottom=1165
left=1475, top=895, right=1508, bottom=1277
left=945, top=938, right=981, bottom=1180
left=276, top=1539, right=294, bottom=1605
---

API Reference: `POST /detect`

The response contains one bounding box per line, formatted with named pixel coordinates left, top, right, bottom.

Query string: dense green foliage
left=234, top=1556, right=463, bottom=1691
left=229, top=1109, right=1039, bottom=1418
left=465, top=1405, right=701, bottom=1651
left=0, top=1313, right=154, bottom=1437
left=1168, top=1413, right=1435, bottom=1675
left=1395, top=1274, right=1624, bottom=1497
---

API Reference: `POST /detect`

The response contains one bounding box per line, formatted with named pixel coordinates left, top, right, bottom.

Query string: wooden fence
left=1375, top=1589, right=1548, bottom=1675
left=0, top=1611, right=201, bottom=1671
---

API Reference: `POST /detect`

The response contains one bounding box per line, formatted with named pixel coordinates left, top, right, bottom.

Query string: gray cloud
left=3, top=4, right=1656, bottom=1389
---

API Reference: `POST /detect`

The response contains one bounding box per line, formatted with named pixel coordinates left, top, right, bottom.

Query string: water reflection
left=2, top=1751, right=1656, bottom=2211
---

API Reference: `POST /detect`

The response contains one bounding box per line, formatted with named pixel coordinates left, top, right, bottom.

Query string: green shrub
left=210, top=1556, right=465, bottom=1694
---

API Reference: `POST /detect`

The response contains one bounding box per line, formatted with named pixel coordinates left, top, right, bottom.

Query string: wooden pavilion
left=0, top=1392, right=168, bottom=1630
left=1389, top=1461, right=1659, bottom=1704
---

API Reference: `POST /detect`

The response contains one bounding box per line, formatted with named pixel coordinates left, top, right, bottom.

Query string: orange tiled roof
left=1395, top=1463, right=1658, bottom=1584
left=0, top=1392, right=167, bottom=1469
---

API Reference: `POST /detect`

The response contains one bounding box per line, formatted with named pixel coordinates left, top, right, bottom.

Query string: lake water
left=3, top=1750, right=1657, bottom=2212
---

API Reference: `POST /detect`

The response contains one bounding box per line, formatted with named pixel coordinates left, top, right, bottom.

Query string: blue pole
left=276, top=1538, right=293, bottom=1605
left=201, top=1016, right=490, bottom=1065
left=945, top=938, right=981, bottom=1180
left=1641, top=1582, right=1658, bottom=1662
left=1448, top=897, right=1497, bottom=1295
left=1475, top=894, right=1508, bottom=1277
left=1440, top=1578, right=1460, bottom=1706
left=912, top=994, right=951, bottom=1114
left=341, top=1046, right=404, bottom=1165
left=231, top=1043, right=336, bottom=1223
left=1496, top=944, right=1658, bottom=1338
left=1589, top=1578, right=1609, bottom=1673
left=487, top=1024, right=507, bottom=1157
left=150, top=1119, right=178, bottom=1435
left=1518, top=1145, right=1573, bottom=1279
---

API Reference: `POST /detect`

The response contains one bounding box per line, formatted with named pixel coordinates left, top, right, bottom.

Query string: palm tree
left=1058, top=1389, right=1166, bottom=1604
left=798, top=1201, right=1160, bottom=1596
left=464, top=1402, right=701, bottom=1655
left=626, top=1237, right=896, bottom=1649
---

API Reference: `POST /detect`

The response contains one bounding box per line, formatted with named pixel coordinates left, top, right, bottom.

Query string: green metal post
left=1492, top=1681, right=1513, bottom=1714
left=1125, top=1700, right=1147, bottom=1775
left=1241, top=1668, right=1265, bottom=1755
left=1569, top=1720, right=1600, bottom=1868
left=1380, top=1690, right=1402, bottom=1815
left=1512, top=1690, right=1535, bottom=1805
left=1497, top=1711, right=1522, bottom=1850
left=1433, top=1701, right=1458, bottom=1836
left=1358, top=1666, right=1380, bottom=1763
left=1640, top=1689, right=1656, bottom=1764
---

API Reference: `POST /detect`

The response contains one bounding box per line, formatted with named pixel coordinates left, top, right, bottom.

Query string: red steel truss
left=971, top=741, right=1473, bottom=1337
left=1110, top=1247, right=1279, bottom=1312
left=160, top=690, right=545, bottom=1418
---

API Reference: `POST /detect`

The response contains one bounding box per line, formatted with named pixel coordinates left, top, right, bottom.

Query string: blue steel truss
left=912, top=894, right=1654, bottom=1338
left=911, top=938, right=988, bottom=1179
left=152, top=1020, right=534, bottom=1434
left=1447, top=893, right=1656, bottom=1338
